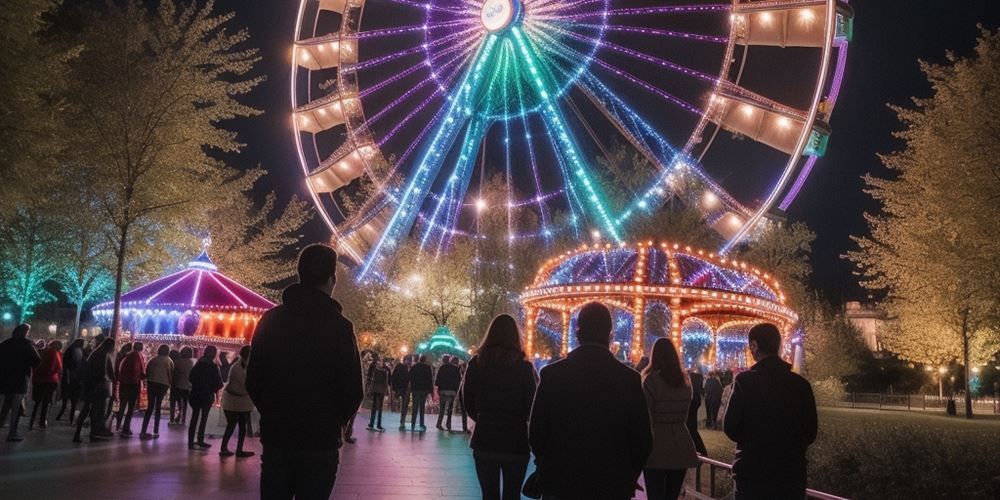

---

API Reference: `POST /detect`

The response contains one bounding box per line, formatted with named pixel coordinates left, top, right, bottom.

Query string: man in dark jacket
left=724, top=323, right=818, bottom=500
left=246, top=244, right=364, bottom=500
left=529, top=302, right=652, bottom=500
left=0, top=324, right=41, bottom=441
left=687, top=367, right=707, bottom=454
left=704, top=371, right=724, bottom=429
left=435, top=355, right=462, bottom=430
left=408, top=355, right=433, bottom=431
left=390, top=356, right=411, bottom=430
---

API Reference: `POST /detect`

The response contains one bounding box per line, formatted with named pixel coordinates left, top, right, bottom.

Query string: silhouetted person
left=435, top=354, right=461, bottom=431
left=704, top=371, right=723, bottom=429
left=686, top=367, right=707, bottom=455
left=529, top=302, right=652, bottom=500
left=724, top=324, right=818, bottom=500
left=366, top=355, right=388, bottom=432
left=462, top=314, right=537, bottom=500
left=141, top=344, right=174, bottom=438
left=642, top=339, right=699, bottom=500
left=109, top=342, right=132, bottom=425
left=455, top=358, right=470, bottom=433
left=220, top=345, right=255, bottom=458
left=28, top=340, right=62, bottom=430
left=117, top=342, right=146, bottom=437
left=74, top=338, right=115, bottom=443
left=0, top=324, right=41, bottom=441
left=171, top=347, right=194, bottom=425
left=219, top=351, right=232, bottom=383
left=247, top=244, right=364, bottom=500
left=409, top=355, right=433, bottom=432
left=188, top=345, right=223, bottom=450
left=391, top=355, right=411, bottom=430
left=55, top=339, right=85, bottom=422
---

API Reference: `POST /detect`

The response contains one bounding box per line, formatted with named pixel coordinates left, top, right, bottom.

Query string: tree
left=802, top=298, right=874, bottom=383
left=65, top=0, right=263, bottom=337
left=205, top=168, right=312, bottom=299
left=849, top=28, right=1000, bottom=418
left=0, top=208, right=58, bottom=322
left=737, top=221, right=816, bottom=311
left=0, top=0, right=68, bottom=215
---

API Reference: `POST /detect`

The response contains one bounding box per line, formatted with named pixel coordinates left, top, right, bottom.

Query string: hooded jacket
left=246, top=283, right=363, bottom=451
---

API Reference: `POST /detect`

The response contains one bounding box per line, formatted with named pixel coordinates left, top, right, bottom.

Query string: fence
left=686, top=455, right=849, bottom=500
left=839, top=393, right=999, bottom=413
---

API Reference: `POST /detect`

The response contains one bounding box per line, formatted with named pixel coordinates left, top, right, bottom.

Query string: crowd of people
left=1, top=243, right=819, bottom=500
left=0, top=326, right=257, bottom=458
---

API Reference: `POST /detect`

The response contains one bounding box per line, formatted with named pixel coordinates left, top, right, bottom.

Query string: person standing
left=116, top=342, right=146, bottom=437
left=462, top=314, right=537, bottom=500
left=529, top=303, right=652, bottom=500
left=220, top=345, right=255, bottom=458
left=0, top=325, right=42, bottom=441
left=141, top=344, right=174, bottom=438
left=641, top=338, right=700, bottom=500
left=109, top=343, right=132, bottom=425
left=170, top=347, right=195, bottom=425
left=391, top=355, right=411, bottom=431
left=219, top=352, right=232, bottom=383
left=408, top=355, right=433, bottom=432
left=454, top=358, right=470, bottom=433
left=55, top=339, right=85, bottom=422
left=73, top=338, right=115, bottom=443
left=28, top=340, right=62, bottom=430
left=246, top=244, right=364, bottom=500
left=188, top=345, right=223, bottom=450
left=686, top=367, right=707, bottom=455
left=366, top=356, right=389, bottom=432
left=724, top=324, right=818, bottom=500
left=435, top=355, right=461, bottom=431
left=704, top=371, right=723, bottom=429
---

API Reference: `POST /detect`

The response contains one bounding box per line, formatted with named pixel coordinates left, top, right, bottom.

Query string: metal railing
left=688, top=455, right=849, bottom=500
left=839, top=393, right=999, bottom=413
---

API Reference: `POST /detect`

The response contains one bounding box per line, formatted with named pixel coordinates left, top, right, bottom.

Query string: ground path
left=0, top=409, right=543, bottom=500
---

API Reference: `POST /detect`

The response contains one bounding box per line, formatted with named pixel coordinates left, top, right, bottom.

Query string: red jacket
left=33, top=347, right=63, bottom=385
left=117, top=351, right=146, bottom=385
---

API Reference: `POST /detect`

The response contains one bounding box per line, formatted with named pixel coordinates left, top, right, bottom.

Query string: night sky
left=209, top=0, right=1000, bottom=301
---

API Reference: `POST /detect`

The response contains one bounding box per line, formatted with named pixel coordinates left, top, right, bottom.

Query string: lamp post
left=938, top=366, right=947, bottom=399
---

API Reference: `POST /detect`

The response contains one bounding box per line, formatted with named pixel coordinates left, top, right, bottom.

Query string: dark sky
left=213, top=0, right=1000, bottom=301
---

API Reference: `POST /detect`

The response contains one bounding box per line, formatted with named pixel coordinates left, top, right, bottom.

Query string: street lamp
left=938, top=366, right=947, bottom=398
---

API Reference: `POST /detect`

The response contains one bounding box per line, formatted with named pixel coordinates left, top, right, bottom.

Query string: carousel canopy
left=415, top=326, right=469, bottom=360
left=94, top=251, right=274, bottom=314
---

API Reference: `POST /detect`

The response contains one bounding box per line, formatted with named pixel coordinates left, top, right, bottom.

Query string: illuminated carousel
left=520, top=241, right=801, bottom=371
left=92, top=251, right=274, bottom=350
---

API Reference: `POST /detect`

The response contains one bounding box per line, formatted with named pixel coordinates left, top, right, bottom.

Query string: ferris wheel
left=291, top=0, right=854, bottom=281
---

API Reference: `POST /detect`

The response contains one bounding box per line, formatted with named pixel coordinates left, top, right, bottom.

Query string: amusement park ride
left=290, top=0, right=854, bottom=366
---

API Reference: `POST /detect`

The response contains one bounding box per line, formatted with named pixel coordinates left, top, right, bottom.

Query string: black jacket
left=62, top=344, right=85, bottom=387
left=435, top=363, right=462, bottom=392
left=188, top=358, right=224, bottom=407
left=83, top=349, right=115, bottom=397
left=529, top=345, right=652, bottom=500
left=246, top=284, right=364, bottom=451
left=0, top=337, right=40, bottom=394
left=409, top=362, right=433, bottom=392
left=724, top=356, right=817, bottom=489
left=390, top=363, right=410, bottom=392
left=462, top=355, right=536, bottom=455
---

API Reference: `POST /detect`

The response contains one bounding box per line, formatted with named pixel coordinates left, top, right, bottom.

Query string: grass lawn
left=696, top=407, right=1000, bottom=499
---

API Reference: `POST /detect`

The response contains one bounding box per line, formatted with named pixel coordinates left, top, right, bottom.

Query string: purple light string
left=510, top=50, right=553, bottom=232
left=354, top=26, right=480, bottom=72
left=580, top=24, right=727, bottom=44
left=550, top=25, right=718, bottom=83
left=537, top=4, right=728, bottom=22
left=383, top=0, right=469, bottom=15
left=361, top=40, right=473, bottom=98
left=356, top=20, right=465, bottom=39
left=528, top=0, right=606, bottom=15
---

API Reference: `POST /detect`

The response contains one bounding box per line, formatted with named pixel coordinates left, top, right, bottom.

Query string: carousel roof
left=94, top=251, right=274, bottom=313
left=530, top=241, right=783, bottom=303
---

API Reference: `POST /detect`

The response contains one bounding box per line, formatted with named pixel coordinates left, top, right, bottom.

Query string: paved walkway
left=0, top=408, right=515, bottom=500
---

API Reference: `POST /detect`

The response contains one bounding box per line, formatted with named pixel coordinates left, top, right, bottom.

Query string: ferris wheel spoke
left=380, top=0, right=470, bottom=15
left=354, top=26, right=483, bottom=72
left=358, top=35, right=501, bottom=280
left=526, top=0, right=605, bottom=16
left=365, top=48, right=477, bottom=128
left=578, top=24, right=727, bottom=44
left=357, top=20, right=468, bottom=40
left=535, top=4, right=729, bottom=22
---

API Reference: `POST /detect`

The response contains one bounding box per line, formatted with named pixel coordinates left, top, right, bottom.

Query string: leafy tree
left=0, top=0, right=68, bottom=214
left=205, top=168, right=312, bottom=299
left=849, top=28, right=1000, bottom=418
left=802, top=297, right=874, bottom=383
left=737, top=221, right=816, bottom=310
left=65, top=0, right=263, bottom=337
left=0, top=208, right=58, bottom=322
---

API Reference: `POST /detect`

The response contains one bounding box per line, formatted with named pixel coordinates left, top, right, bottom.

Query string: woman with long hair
left=462, top=314, right=537, bottom=500
left=220, top=345, right=255, bottom=458
left=170, top=347, right=194, bottom=425
left=641, top=338, right=699, bottom=500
